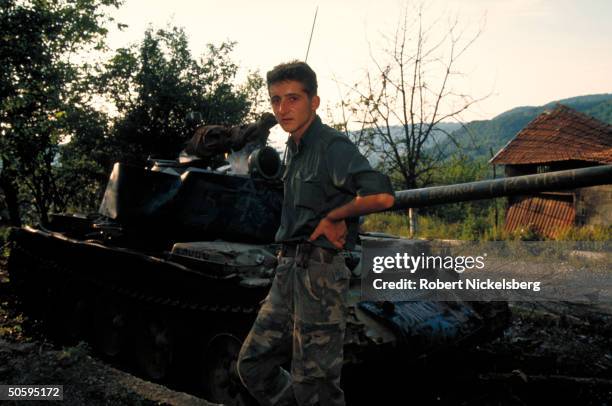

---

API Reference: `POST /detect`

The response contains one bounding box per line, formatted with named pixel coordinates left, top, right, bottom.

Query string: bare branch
left=344, top=3, right=488, bottom=189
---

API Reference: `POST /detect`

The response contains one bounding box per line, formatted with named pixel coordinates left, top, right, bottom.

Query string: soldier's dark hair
left=266, top=61, right=318, bottom=98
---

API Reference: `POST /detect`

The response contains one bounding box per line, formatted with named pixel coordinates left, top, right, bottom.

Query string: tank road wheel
left=65, top=297, right=89, bottom=342
left=135, top=309, right=175, bottom=381
left=6, top=245, right=43, bottom=315
left=93, top=293, right=128, bottom=358
left=47, top=279, right=91, bottom=344
left=203, top=333, right=256, bottom=406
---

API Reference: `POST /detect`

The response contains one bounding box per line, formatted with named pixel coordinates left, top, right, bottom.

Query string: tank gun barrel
left=391, top=164, right=612, bottom=210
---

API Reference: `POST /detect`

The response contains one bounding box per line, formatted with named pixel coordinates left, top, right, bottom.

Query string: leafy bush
left=361, top=213, right=412, bottom=238
left=506, top=224, right=545, bottom=241
left=0, top=226, right=12, bottom=259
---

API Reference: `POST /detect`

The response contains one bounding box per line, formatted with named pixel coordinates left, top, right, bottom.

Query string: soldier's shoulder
left=317, top=123, right=354, bottom=148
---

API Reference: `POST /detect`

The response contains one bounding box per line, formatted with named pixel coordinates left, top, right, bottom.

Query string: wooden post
left=409, top=207, right=417, bottom=238
left=490, top=148, right=498, bottom=232
left=493, top=164, right=498, bottom=230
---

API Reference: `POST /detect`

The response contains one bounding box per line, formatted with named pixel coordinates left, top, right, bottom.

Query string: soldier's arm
left=309, top=194, right=394, bottom=248
left=326, top=193, right=395, bottom=220
left=309, top=139, right=395, bottom=248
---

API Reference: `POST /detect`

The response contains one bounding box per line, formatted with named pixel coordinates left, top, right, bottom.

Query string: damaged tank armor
left=7, top=112, right=612, bottom=405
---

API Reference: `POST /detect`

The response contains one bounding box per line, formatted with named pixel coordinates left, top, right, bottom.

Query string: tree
left=424, top=153, right=494, bottom=221
left=98, top=27, right=264, bottom=165
left=339, top=4, right=486, bottom=191
left=1, top=3, right=264, bottom=224
left=0, top=0, right=120, bottom=224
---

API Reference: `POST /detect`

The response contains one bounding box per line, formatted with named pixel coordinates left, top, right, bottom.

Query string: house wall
left=504, top=164, right=536, bottom=177
left=502, top=162, right=611, bottom=234
left=503, top=161, right=596, bottom=177
left=575, top=185, right=612, bottom=226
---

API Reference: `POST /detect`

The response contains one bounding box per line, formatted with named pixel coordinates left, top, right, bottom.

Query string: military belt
left=279, top=243, right=337, bottom=268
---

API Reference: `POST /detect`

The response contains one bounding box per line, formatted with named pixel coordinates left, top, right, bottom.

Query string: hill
left=268, top=94, right=612, bottom=167
left=446, top=94, right=612, bottom=160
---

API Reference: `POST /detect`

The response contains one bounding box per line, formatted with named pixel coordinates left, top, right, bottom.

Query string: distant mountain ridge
left=270, top=94, right=612, bottom=165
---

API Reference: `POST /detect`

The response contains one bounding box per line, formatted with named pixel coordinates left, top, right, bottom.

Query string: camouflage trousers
left=237, top=254, right=351, bottom=406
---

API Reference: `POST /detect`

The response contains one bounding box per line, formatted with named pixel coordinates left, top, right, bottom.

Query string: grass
left=361, top=213, right=612, bottom=241
left=362, top=212, right=495, bottom=240
left=555, top=225, right=612, bottom=241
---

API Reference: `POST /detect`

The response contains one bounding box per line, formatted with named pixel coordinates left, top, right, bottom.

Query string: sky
left=105, top=0, right=612, bottom=145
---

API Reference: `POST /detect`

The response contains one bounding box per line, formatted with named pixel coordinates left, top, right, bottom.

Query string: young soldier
left=237, top=61, right=395, bottom=406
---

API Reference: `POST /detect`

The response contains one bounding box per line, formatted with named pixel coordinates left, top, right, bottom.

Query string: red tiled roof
left=490, top=105, right=612, bottom=165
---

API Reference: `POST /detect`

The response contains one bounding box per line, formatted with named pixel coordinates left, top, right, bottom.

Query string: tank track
left=7, top=228, right=268, bottom=403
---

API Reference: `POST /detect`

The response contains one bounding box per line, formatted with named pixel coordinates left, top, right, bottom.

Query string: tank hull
left=7, top=224, right=508, bottom=402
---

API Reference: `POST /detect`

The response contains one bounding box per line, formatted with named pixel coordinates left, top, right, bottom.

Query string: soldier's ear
left=311, top=95, right=320, bottom=111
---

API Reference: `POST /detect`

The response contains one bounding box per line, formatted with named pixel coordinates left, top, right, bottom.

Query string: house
left=490, top=104, right=612, bottom=238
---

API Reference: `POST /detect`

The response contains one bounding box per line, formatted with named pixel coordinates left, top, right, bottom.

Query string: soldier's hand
left=309, top=217, right=347, bottom=249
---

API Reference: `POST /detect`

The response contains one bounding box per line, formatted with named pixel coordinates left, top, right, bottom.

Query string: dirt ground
left=1, top=254, right=611, bottom=405
left=457, top=301, right=612, bottom=405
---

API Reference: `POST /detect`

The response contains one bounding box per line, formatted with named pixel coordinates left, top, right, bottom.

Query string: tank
left=7, top=113, right=612, bottom=404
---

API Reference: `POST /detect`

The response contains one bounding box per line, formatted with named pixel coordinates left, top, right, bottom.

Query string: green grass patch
left=361, top=213, right=612, bottom=241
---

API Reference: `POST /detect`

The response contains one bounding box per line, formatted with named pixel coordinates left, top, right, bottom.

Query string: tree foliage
left=1, top=2, right=264, bottom=225
left=98, top=27, right=262, bottom=164
left=0, top=0, right=120, bottom=224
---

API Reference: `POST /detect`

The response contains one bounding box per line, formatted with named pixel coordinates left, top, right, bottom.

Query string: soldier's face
left=269, top=80, right=320, bottom=139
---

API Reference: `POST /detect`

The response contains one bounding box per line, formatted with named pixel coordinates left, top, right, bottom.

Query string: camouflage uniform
left=237, top=115, right=393, bottom=405
left=238, top=254, right=350, bottom=405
